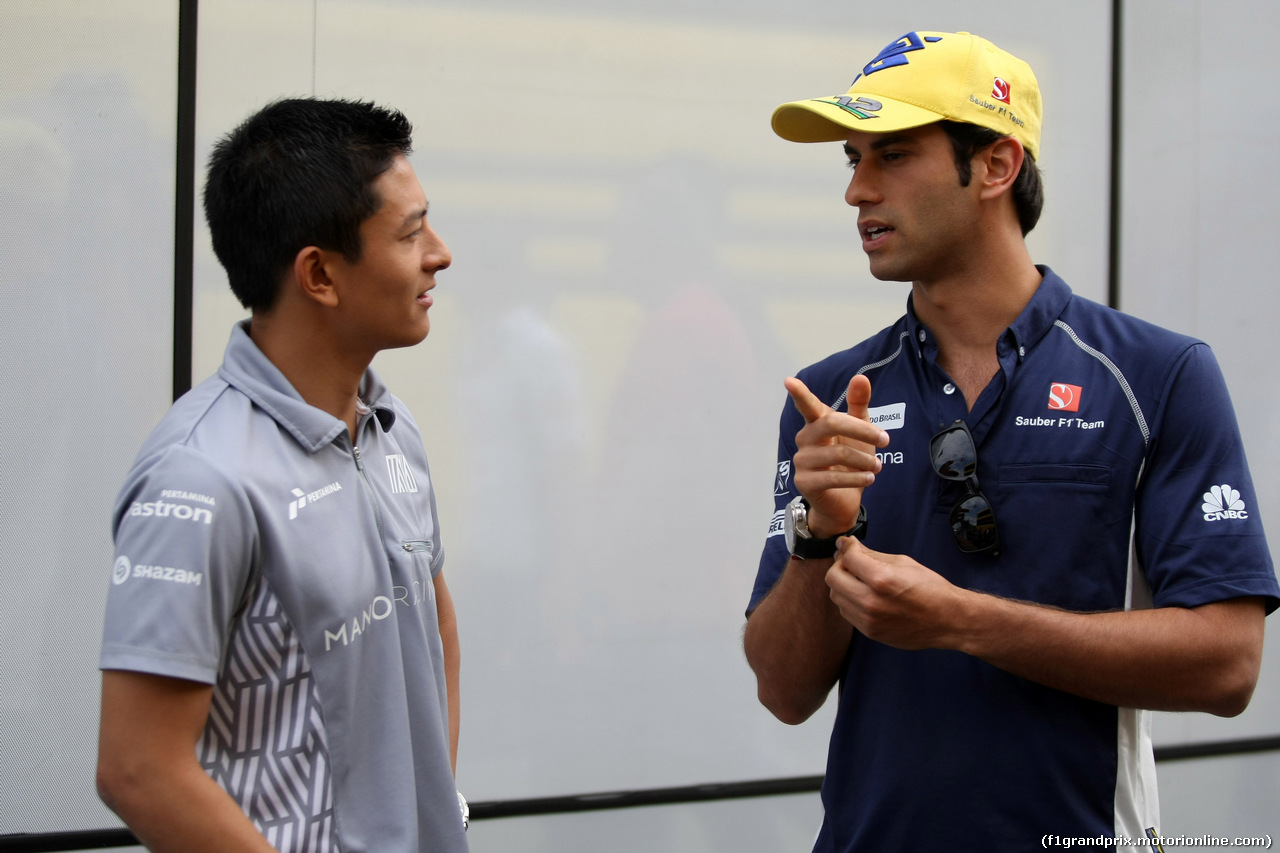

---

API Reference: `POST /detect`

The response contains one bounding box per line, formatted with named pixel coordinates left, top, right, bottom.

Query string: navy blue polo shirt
left=749, top=267, right=1277, bottom=852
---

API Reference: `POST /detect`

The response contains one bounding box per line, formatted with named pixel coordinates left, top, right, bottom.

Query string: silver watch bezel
left=785, top=496, right=867, bottom=558
left=784, top=495, right=813, bottom=555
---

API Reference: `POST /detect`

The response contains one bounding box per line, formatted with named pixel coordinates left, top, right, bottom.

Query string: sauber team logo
left=992, top=77, right=1012, bottom=104
left=1048, top=383, right=1082, bottom=412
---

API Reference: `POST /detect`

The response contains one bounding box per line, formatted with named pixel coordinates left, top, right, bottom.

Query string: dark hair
left=938, top=120, right=1043, bottom=236
left=203, top=98, right=414, bottom=311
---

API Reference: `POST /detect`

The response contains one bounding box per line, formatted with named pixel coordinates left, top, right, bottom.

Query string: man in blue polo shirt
left=743, top=31, right=1278, bottom=851
left=97, top=99, right=468, bottom=852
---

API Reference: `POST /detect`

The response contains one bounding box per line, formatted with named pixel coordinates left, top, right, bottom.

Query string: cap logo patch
left=819, top=95, right=883, bottom=120
left=992, top=77, right=1011, bottom=103
left=860, top=32, right=944, bottom=78
left=1047, top=383, right=1082, bottom=412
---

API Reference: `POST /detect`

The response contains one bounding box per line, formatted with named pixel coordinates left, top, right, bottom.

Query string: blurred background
left=1, top=1, right=1276, bottom=850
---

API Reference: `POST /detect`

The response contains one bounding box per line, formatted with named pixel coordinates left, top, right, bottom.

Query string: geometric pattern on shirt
left=197, top=576, right=338, bottom=853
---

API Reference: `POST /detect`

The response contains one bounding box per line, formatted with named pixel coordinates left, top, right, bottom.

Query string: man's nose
left=424, top=226, right=452, bottom=271
left=844, top=165, right=880, bottom=208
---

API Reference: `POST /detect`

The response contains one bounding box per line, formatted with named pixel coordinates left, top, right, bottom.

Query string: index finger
left=834, top=535, right=881, bottom=581
left=784, top=376, right=830, bottom=424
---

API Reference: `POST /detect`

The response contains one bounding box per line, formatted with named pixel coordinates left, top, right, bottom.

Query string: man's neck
left=910, top=243, right=1042, bottom=361
left=909, top=241, right=1042, bottom=410
left=248, top=311, right=371, bottom=441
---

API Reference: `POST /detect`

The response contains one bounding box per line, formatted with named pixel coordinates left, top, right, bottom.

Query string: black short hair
left=203, top=98, right=414, bottom=311
left=938, top=120, right=1044, bottom=236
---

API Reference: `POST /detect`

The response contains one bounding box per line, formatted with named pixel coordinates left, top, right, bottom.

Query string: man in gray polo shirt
left=97, top=98, right=468, bottom=853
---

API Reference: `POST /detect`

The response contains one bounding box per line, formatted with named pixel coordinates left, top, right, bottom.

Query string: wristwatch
left=784, top=496, right=867, bottom=559
left=458, top=790, right=469, bottom=831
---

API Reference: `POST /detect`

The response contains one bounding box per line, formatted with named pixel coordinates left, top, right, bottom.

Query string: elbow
left=1205, top=683, right=1255, bottom=719
left=743, top=619, right=831, bottom=725
left=1183, top=597, right=1266, bottom=718
left=95, top=758, right=131, bottom=817
left=752, top=667, right=828, bottom=725
left=1204, top=657, right=1261, bottom=718
left=758, top=685, right=823, bottom=726
left=1197, top=629, right=1263, bottom=717
left=1208, top=608, right=1265, bottom=717
left=1210, top=696, right=1252, bottom=719
left=95, top=745, right=155, bottom=822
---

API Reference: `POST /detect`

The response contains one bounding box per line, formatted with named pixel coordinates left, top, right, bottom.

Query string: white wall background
left=0, top=1, right=1275, bottom=849
left=0, top=0, right=178, bottom=840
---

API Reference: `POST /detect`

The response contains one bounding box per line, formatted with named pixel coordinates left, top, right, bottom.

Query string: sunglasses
left=929, top=419, right=1001, bottom=556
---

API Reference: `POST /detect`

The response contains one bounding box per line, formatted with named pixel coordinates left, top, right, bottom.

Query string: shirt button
left=1019, top=346, right=1026, bottom=357
left=918, top=330, right=927, bottom=343
left=943, top=383, right=957, bottom=395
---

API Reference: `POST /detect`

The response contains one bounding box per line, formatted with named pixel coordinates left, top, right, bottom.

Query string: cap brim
left=771, top=97, right=948, bottom=143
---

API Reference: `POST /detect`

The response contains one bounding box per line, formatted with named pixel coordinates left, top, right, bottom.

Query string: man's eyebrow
left=843, top=134, right=922, bottom=157
left=400, top=205, right=428, bottom=227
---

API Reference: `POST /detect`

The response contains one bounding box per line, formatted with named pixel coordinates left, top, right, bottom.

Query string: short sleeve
left=746, top=393, right=806, bottom=616
left=100, top=445, right=257, bottom=683
left=1135, top=344, right=1278, bottom=612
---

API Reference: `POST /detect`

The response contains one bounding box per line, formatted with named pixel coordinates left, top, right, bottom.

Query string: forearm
left=953, top=593, right=1265, bottom=716
left=831, top=542, right=1267, bottom=716
left=445, top=637, right=460, bottom=768
left=746, top=374, right=882, bottom=723
left=444, top=631, right=461, bottom=776
left=97, top=671, right=276, bottom=853
left=743, top=557, right=854, bottom=725
left=99, top=760, right=277, bottom=853
left=434, top=571, right=461, bottom=775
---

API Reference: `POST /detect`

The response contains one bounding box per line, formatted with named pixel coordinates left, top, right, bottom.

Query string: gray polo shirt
left=102, top=321, right=467, bottom=853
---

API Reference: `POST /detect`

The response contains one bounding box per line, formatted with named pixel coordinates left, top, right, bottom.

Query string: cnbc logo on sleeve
left=1202, top=483, right=1248, bottom=522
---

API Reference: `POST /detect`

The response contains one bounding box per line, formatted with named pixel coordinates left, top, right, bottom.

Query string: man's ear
left=977, top=136, right=1024, bottom=201
left=292, top=245, right=340, bottom=308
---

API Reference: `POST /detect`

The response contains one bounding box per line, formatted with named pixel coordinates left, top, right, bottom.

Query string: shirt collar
left=1007, top=266, right=1072, bottom=359
left=904, top=265, right=1073, bottom=363
left=217, top=320, right=397, bottom=454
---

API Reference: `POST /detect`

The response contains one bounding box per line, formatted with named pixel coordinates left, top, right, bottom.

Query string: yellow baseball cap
left=772, top=31, right=1042, bottom=160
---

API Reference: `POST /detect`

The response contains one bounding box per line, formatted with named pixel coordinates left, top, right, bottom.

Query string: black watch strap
left=792, top=504, right=868, bottom=559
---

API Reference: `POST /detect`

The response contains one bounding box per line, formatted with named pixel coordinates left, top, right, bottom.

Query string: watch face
left=784, top=496, right=803, bottom=555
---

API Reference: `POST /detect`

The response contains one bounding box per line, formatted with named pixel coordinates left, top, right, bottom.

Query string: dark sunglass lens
left=931, top=427, right=977, bottom=480
left=950, top=493, right=999, bottom=552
